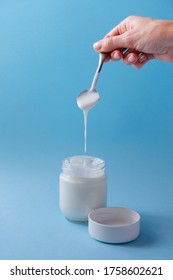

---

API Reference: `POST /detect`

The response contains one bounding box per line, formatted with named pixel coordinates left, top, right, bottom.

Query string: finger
left=93, top=35, right=127, bottom=53
left=122, top=53, right=154, bottom=69
left=105, top=18, right=128, bottom=37
left=123, top=49, right=141, bottom=65
left=111, top=49, right=124, bottom=61
left=132, top=54, right=154, bottom=69
left=105, top=25, right=121, bottom=37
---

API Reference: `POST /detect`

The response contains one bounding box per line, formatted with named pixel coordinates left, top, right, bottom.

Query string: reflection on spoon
left=77, top=52, right=109, bottom=153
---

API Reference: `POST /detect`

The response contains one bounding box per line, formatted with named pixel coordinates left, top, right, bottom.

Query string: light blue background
left=0, top=0, right=173, bottom=260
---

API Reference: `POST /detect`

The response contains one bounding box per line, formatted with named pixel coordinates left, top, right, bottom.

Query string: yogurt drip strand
left=84, top=109, right=88, bottom=153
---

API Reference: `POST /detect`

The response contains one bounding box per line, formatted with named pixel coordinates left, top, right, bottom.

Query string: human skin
left=93, top=16, right=173, bottom=68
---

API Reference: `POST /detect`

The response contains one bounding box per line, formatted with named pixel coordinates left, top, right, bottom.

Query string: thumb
left=93, top=35, right=127, bottom=52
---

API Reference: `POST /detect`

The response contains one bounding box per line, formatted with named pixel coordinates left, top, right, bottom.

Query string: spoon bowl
left=77, top=89, right=100, bottom=111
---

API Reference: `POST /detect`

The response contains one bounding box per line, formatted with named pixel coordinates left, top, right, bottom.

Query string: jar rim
left=62, top=155, right=105, bottom=172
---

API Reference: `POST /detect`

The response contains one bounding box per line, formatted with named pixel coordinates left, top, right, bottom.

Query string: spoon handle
left=97, top=52, right=109, bottom=73
left=90, top=52, right=109, bottom=91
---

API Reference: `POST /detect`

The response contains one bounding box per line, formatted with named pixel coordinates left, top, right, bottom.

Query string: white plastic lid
left=88, top=207, right=140, bottom=244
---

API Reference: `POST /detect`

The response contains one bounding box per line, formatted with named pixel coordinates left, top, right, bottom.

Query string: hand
left=93, top=16, right=173, bottom=68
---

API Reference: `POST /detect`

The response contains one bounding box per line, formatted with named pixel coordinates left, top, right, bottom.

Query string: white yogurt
left=59, top=155, right=107, bottom=222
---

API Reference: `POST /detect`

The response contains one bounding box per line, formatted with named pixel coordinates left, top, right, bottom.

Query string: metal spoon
left=77, top=52, right=109, bottom=111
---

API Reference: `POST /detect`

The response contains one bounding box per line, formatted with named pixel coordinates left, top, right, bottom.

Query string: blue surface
left=0, top=0, right=173, bottom=260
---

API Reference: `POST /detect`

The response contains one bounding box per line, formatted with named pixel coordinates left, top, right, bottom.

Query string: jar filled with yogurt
left=59, top=155, right=107, bottom=222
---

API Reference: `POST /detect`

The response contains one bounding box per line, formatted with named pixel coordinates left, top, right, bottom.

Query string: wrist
left=159, top=20, right=173, bottom=49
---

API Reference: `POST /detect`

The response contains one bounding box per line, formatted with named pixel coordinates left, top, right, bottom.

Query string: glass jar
left=59, top=155, right=107, bottom=222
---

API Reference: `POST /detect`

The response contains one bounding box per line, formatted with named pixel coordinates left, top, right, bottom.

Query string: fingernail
left=93, top=41, right=102, bottom=50
left=127, top=54, right=136, bottom=63
left=113, top=52, right=121, bottom=60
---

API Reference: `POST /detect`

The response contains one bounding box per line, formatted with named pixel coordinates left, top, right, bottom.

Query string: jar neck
left=62, top=155, right=105, bottom=178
